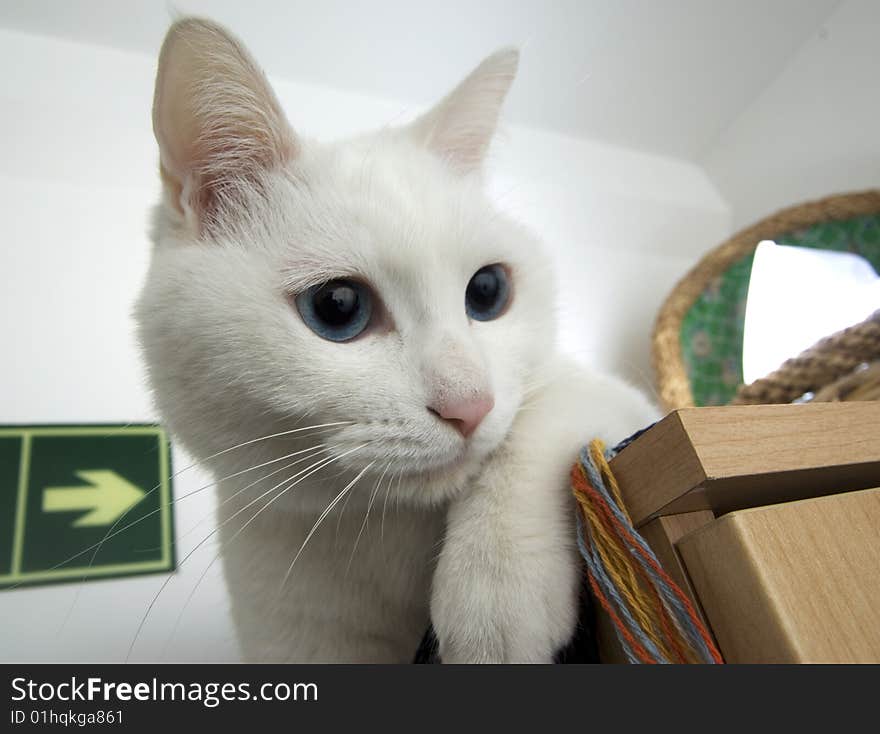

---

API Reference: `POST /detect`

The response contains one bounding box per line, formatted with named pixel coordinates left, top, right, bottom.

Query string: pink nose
left=427, top=395, right=494, bottom=438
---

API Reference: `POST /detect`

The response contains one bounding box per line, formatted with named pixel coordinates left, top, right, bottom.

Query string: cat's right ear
left=407, top=48, right=519, bottom=175
left=152, top=18, right=297, bottom=233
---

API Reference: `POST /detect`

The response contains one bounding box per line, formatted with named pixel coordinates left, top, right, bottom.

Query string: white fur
left=136, top=18, right=658, bottom=663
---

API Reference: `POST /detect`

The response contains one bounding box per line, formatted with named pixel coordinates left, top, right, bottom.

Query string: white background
left=0, top=0, right=877, bottom=661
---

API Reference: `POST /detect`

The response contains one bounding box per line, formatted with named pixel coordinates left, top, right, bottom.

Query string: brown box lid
left=608, top=402, right=880, bottom=526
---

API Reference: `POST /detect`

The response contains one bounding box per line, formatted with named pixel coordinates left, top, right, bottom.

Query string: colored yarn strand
left=585, top=439, right=721, bottom=663
left=581, top=553, right=645, bottom=663
left=597, top=441, right=722, bottom=664
left=587, top=468, right=687, bottom=663
left=579, top=448, right=712, bottom=663
left=576, top=515, right=660, bottom=663
left=590, top=441, right=631, bottom=524
left=572, top=465, right=691, bottom=664
left=577, top=448, right=718, bottom=664
left=576, top=478, right=658, bottom=635
left=581, top=443, right=715, bottom=662
left=571, top=437, right=724, bottom=664
left=573, top=465, right=687, bottom=663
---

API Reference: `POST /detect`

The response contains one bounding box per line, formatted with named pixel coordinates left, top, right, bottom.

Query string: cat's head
left=136, top=18, right=556, bottom=504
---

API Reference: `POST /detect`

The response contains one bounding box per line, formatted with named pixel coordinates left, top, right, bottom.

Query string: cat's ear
left=153, top=18, right=297, bottom=231
left=407, top=48, right=519, bottom=174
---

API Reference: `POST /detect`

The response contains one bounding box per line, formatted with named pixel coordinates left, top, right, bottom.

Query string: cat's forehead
left=275, top=138, right=520, bottom=291
left=311, top=137, right=485, bottom=226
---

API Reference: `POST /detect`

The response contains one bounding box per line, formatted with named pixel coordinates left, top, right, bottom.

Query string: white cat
left=135, top=17, right=658, bottom=663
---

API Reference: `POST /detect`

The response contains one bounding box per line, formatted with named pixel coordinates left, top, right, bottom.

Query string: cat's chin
left=327, top=417, right=511, bottom=493
left=397, top=421, right=520, bottom=505
left=378, top=444, right=499, bottom=507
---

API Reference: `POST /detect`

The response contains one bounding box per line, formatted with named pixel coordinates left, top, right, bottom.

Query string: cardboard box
left=678, top=487, right=880, bottom=663
left=597, top=401, right=880, bottom=663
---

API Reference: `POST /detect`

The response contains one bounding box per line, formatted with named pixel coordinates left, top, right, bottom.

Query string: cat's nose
left=427, top=394, right=494, bottom=438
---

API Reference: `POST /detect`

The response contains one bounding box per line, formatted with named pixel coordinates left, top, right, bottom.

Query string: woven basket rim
left=651, top=189, right=880, bottom=411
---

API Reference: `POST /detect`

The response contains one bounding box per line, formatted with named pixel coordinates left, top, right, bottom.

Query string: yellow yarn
left=574, top=459, right=678, bottom=661
left=572, top=438, right=724, bottom=663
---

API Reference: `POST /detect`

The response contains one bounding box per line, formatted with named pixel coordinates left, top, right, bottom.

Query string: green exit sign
left=0, top=425, right=175, bottom=588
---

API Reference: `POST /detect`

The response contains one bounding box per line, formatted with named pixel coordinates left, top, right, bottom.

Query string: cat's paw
left=430, top=489, right=580, bottom=664
left=429, top=356, right=657, bottom=664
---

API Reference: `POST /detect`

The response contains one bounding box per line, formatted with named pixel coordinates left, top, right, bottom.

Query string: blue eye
left=295, top=279, right=373, bottom=342
left=465, top=264, right=510, bottom=321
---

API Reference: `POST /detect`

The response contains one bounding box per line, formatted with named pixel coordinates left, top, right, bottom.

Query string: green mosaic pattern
left=680, top=214, right=880, bottom=406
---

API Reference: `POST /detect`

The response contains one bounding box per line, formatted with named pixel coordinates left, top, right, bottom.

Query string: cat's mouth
left=356, top=434, right=501, bottom=487
left=367, top=446, right=471, bottom=478
left=325, top=413, right=512, bottom=490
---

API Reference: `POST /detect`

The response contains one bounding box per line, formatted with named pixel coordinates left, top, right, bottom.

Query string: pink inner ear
left=162, top=96, right=297, bottom=228
left=152, top=18, right=297, bottom=230
left=407, top=47, right=519, bottom=175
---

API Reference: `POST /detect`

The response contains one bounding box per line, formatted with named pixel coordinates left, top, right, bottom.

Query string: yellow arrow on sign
left=42, top=470, right=146, bottom=527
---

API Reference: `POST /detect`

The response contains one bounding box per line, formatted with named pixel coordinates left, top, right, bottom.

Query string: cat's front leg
left=430, top=358, right=660, bottom=663
left=430, top=446, right=581, bottom=663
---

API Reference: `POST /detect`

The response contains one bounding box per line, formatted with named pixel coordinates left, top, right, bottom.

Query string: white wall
left=488, top=131, right=730, bottom=391
left=0, top=28, right=729, bottom=661
left=701, top=0, right=880, bottom=229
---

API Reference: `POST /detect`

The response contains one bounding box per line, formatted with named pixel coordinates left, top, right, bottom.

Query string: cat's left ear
left=407, top=48, right=519, bottom=174
left=152, top=18, right=298, bottom=232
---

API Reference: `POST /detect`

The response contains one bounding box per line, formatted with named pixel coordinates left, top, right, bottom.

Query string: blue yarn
left=600, top=444, right=717, bottom=663
left=575, top=513, right=669, bottom=663
left=575, top=515, right=639, bottom=663
left=574, top=441, right=718, bottom=664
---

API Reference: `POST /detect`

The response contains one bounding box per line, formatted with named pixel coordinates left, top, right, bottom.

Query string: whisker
left=108, top=445, right=334, bottom=556
left=125, top=443, right=369, bottom=662
left=108, top=420, right=352, bottom=549
left=334, top=467, right=360, bottom=541
left=346, top=460, right=392, bottom=576
left=46, top=441, right=333, bottom=608
left=380, top=467, right=400, bottom=546
left=393, top=467, right=405, bottom=512
left=193, top=421, right=354, bottom=466
left=88, top=420, right=350, bottom=561
left=521, top=377, right=553, bottom=401
left=279, top=460, right=376, bottom=590
left=175, top=445, right=331, bottom=544
left=53, top=442, right=334, bottom=638
left=163, top=442, right=373, bottom=659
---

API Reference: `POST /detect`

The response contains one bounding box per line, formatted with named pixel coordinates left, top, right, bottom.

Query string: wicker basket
left=652, top=190, right=880, bottom=411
